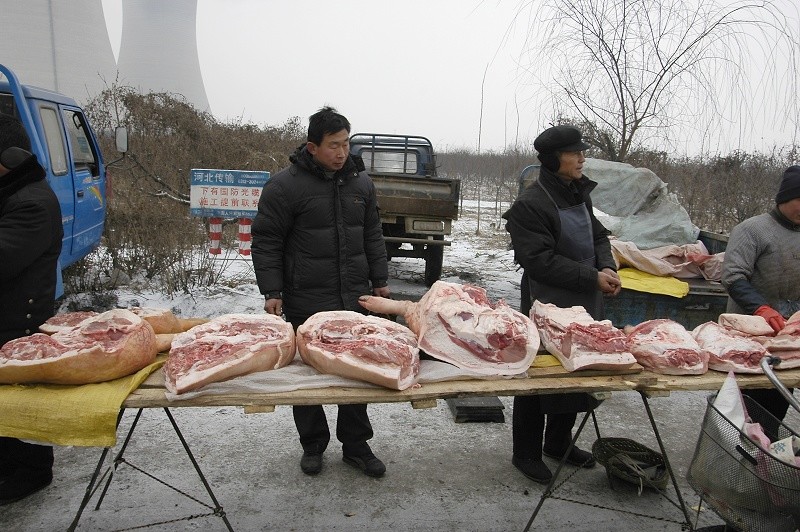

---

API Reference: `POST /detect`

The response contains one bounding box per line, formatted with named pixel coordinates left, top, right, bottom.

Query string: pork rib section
left=297, top=311, right=420, bottom=390
left=165, top=313, right=295, bottom=395
left=532, top=301, right=636, bottom=372
left=359, top=281, right=538, bottom=375
left=625, top=319, right=709, bottom=375
left=692, top=321, right=767, bottom=373
left=0, top=309, right=158, bottom=384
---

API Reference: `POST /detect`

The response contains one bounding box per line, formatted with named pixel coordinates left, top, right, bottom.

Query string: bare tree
left=516, top=0, right=799, bottom=161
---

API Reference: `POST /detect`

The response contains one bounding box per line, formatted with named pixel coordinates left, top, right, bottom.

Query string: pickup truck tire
left=424, top=238, right=444, bottom=287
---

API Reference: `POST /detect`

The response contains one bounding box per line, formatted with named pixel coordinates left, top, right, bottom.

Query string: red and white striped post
left=238, top=218, right=252, bottom=256
left=208, top=217, right=222, bottom=255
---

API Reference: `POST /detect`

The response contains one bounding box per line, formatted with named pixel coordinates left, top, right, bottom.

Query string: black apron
left=529, top=180, right=603, bottom=414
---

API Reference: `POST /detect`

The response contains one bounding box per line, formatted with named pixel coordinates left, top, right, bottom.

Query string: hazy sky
left=101, top=0, right=799, bottom=156
left=102, top=0, right=537, bottom=153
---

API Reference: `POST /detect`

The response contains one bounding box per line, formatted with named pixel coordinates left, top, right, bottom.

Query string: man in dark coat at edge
left=251, top=106, right=390, bottom=478
left=0, top=113, right=63, bottom=504
left=502, top=125, right=621, bottom=484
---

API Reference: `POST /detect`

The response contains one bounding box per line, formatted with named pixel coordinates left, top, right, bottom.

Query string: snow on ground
left=61, top=199, right=521, bottom=316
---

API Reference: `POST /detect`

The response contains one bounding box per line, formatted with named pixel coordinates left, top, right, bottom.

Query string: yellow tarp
left=618, top=267, right=690, bottom=298
left=533, top=353, right=562, bottom=368
left=0, top=357, right=165, bottom=448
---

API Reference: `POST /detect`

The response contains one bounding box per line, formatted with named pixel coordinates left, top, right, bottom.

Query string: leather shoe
left=0, top=469, right=52, bottom=505
left=343, top=451, right=386, bottom=478
left=300, top=452, right=323, bottom=475
left=512, top=456, right=552, bottom=484
left=543, top=446, right=596, bottom=468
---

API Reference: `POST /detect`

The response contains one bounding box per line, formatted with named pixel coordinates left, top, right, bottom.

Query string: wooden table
left=72, top=365, right=800, bottom=532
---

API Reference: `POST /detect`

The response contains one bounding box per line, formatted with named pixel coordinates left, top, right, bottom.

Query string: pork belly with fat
left=624, top=319, right=709, bottom=375
left=297, top=311, right=420, bottom=390
left=692, top=321, right=767, bottom=373
left=358, top=281, right=538, bottom=375
left=0, top=309, right=158, bottom=384
left=532, top=301, right=636, bottom=372
left=165, top=314, right=295, bottom=394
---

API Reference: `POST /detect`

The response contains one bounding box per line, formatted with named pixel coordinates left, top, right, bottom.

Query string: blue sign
left=189, top=168, right=270, bottom=218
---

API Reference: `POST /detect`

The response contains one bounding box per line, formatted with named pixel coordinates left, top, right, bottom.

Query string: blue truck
left=0, top=63, right=122, bottom=297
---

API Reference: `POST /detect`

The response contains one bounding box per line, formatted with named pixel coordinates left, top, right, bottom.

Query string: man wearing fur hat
left=722, top=164, right=800, bottom=433
left=502, top=125, right=620, bottom=483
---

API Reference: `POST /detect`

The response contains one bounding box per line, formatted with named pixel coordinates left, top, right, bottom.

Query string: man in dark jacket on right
left=251, top=106, right=390, bottom=478
left=503, top=125, right=620, bottom=484
left=0, top=113, right=63, bottom=504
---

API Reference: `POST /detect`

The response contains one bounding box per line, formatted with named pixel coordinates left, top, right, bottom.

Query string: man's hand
left=265, top=297, right=283, bottom=316
left=598, top=268, right=621, bottom=296
left=373, top=285, right=391, bottom=298
left=755, top=305, right=785, bottom=333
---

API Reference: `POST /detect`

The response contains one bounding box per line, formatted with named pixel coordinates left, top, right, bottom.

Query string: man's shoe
left=300, top=452, right=323, bottom=475
left=0, top=470, right=52, bottom=505
left=342, top=451, right=386, bottom=478
left=543, top=446, right=596, bottom=468
left=512, top=456, right=552, bottom=484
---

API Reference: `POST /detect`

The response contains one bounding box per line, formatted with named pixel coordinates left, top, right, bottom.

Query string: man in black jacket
left=0, top=113, right=63, bottom=504
left=252, top=107, right=390, bottom=477
left=503, top=125, right=620, bottom=484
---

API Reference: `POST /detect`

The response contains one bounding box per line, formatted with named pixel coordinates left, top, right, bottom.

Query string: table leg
left=638, top=391, right=694, bottom=530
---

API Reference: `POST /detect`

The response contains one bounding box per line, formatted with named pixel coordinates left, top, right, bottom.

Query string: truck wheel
left=424, top=244, right=444, bottom=287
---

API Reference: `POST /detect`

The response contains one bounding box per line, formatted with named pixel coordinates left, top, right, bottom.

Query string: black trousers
left=0, top=436, right=53, bottom=476
left=292, top=404, right=373, bottom=456
left=512, top=395, right=579, bottom=460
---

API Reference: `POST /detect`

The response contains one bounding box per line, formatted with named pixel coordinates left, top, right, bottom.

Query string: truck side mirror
left=115, top=126, right=128, bottom=153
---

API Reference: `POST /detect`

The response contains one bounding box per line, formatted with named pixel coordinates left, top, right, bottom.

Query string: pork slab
left=297, top=311, right=420, bottom=390
left=692, top=321, right=767, bottom=373
left=0, top=309, right=158, bottom=384
left=164, top=313, right=295, bottom=394
left=358, top=281, right=538, bottom=375
left=625, top=319, right=709, bottom=375
left=532, top=301, right=636, bottom=372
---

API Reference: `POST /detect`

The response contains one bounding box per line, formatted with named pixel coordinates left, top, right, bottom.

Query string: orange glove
left=755, top=305, right=786, bottom=334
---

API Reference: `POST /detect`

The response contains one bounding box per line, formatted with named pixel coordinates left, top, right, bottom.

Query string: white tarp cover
left=585, top=159, right=699, bottom=249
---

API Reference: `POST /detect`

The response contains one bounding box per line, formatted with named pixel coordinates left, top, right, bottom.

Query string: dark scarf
left=0, top=155, right=45, bottom=204
left=770, top=206, right=800, bottom=231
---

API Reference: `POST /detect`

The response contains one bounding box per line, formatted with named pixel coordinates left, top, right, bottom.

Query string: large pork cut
left=164, top=313, right=295, bottom=394
left=532, top=301, right=636, bottom=372
left=624, top=319, right=709, bottom=375
left=297, top=311, right=420, bottom=390
left=723, top=312, right=800, bottom=369
left=692, top=321, right=767, bottom=373
left=0, top=309, right=158, bottom=384
left=718, top=314, right=775, bottom=337
left=358, top=281, right=538, bottom=375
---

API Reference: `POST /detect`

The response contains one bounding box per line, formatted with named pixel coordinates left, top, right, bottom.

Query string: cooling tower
left=0, top=0, right=117, bottom=102
left=116, top=0, right=210, bottom=112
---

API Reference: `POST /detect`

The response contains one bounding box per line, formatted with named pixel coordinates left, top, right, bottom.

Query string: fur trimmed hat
left=776, top=165, right=800, bottom=204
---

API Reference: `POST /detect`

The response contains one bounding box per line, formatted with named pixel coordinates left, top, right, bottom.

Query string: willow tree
left=516, top=0, right=799, bottom=160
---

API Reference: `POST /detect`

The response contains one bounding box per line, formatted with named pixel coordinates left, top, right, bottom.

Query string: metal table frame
left=68, top=407, right=234, bottom=532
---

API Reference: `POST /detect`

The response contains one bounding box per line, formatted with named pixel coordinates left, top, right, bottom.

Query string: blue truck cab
left=0, top=63, right=113, bottom=297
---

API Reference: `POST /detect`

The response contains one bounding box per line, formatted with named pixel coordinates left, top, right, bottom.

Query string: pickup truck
left=350, top=134, right=460, bottom=286
left=0, top=63, right=122, bottom=297
left=516, top=163, right=728, bottom=330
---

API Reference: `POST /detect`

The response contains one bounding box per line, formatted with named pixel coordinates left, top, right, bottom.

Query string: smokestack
left=0, top=0, right=117, bottom=102
left=116, top=0, right=210, bottom=112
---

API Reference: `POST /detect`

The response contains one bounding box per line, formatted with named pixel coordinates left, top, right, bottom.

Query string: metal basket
left=592, top=437, right=669, bottom=492
left=687, top=394, right=800, bottom=532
